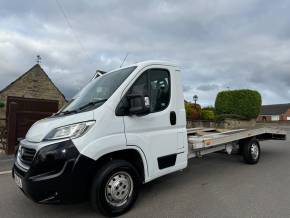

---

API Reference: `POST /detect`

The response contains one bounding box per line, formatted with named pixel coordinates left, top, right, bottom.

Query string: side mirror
left=127, top=94, right=150, bottom=116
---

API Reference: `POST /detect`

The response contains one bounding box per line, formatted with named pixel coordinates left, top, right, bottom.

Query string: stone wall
left=0, top=64, right=66, bottom=127
left=216, top=118, right=256, bottom=129
left=187, top=119, right=257, bottom=129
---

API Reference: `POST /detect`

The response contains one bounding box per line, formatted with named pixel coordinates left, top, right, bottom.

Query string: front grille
left=19, top=147, right=36, bottom=166
left=14, top=163, right=26, bottom=177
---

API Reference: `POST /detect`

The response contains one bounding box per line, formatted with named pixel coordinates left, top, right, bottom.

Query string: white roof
left=110, top=60, right=178, bottom=73
left=134, top=60, right=177, bottom=68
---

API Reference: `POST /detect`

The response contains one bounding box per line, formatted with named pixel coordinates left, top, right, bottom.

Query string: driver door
left=123, top=66, right=179, bottom=179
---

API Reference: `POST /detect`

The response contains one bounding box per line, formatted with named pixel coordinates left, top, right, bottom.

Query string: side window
left=149, top=69, right=170, bottom=112
left=128, top=68, right=170, bottom=113
left=128, top=72, right=148, bottom=97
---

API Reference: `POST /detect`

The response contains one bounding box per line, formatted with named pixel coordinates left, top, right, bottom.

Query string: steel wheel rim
left=250, top=143, right=259, bottom=160
left=105, top=171, right=133, bottom=207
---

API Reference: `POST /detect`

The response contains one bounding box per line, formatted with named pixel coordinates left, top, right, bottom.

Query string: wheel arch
left=238, top=136, right=258, bottom=148
left=94, top=147, right=148, bottom=183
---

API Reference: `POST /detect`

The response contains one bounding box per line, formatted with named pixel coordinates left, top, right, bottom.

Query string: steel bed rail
left=187, top=127, right=286, bottom=159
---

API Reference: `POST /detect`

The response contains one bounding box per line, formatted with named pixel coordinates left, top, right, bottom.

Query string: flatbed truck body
left=12, top=60, right=287, bottom=216
left=187, top=127, right=286, bottom=158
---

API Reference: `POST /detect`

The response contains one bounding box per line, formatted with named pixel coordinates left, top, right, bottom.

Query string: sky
left=0, top=0, right=290, bottom=106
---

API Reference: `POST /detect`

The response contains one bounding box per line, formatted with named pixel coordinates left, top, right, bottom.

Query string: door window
left=127, top=69, right=170, bottom=113
left=149, top=69, right=170, bottom=112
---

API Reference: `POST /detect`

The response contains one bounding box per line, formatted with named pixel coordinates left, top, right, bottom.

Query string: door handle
left=170, top=111, right=176, bottom=125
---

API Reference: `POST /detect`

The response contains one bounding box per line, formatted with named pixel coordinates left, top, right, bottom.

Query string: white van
left=13, top=60, right=286, bottom=217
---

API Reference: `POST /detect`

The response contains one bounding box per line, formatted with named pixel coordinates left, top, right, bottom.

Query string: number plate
left=14, top=174, right=23, bottom=189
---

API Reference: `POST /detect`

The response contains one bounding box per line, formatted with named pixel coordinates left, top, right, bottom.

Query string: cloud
left=197, top=84, right=219, bottom=91
left=0, top=0, right=290, bottom=105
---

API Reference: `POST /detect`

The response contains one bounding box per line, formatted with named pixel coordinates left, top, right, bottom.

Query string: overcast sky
left=1, top=0, right=290, bottom=106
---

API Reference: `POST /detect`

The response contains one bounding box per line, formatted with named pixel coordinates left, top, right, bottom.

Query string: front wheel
left=242, top=138, right=260, bottom=164
left=90, top=160, right=141, bottom=217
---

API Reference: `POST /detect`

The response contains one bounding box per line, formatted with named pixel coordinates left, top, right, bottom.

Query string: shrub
left=203, top=106, right=215, bottom=112
left=215, top=89, right=261, bottom=120
left=185, top=101, right=201, bottom=120
left=203, top=106, right=214, bottom=109
left=201, top=109, right=215, bottom=120
left=0, top=101, right=4, bottom=108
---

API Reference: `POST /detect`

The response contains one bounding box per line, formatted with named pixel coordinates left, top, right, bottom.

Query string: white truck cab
left=12, top=60, right=286, bottom=217
left=13, top=61, right=188, bottom=216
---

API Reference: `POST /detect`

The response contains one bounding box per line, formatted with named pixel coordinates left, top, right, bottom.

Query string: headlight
left=44, top=121, right=95, bottom=141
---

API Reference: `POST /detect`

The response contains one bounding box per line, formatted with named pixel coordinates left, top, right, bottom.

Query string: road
left=0, top=126, right=289, bottom=218
left=0, top=153, right=14, bottom=172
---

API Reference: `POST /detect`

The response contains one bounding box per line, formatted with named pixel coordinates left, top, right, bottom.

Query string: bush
left=185, top=101, right=201, bottom=120
left=0, top=101, right=4, bottom=108
left=203, top=106, right=215, bottom=112
left=215, top=89, right=261, bottom=120
left=201, top=109, right=215, bottom=120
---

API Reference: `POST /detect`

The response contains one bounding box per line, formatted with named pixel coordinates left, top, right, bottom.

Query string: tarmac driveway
left=0, top=126, right=289, bottom=218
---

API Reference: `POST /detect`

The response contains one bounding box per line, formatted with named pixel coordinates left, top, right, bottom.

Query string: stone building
left=0, top=64, right=66, bottom=127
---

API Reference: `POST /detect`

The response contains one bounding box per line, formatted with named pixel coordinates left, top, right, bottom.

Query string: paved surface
left=0, top=152, right=14, bottom=172
left=0, top=126, right=289, bottom=218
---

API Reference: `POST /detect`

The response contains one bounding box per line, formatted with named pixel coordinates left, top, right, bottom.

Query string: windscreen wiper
left=57, top=109, right=78, bottom=116
left=78, top=99, right=108, bottom=111
left=55, top=99, right=108, bottom=116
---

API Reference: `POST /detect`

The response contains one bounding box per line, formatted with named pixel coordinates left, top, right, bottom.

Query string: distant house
left=257, top=103, right=290, bottom=121
left=0, top=64, right=66, bottom=128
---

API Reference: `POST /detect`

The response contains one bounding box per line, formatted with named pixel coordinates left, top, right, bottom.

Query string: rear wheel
left=242, top=138, right=260, bottom=164
left=90, top=160, right=141, bottom=217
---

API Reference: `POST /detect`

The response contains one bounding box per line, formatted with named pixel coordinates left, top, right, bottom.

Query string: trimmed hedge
left=215, top=89, right=261, bottom=120
left=201, top=109, right=215, bottom=120
left=0, top=101, right=4, bottom=108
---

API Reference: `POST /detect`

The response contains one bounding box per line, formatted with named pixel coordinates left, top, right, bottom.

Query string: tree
left=0, top=101, right=4, bottom=108
left=185, top=100, right=201, bottom=120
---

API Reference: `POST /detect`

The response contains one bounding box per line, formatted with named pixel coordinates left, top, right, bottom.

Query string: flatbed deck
left=187, top=127, right=287, bottom=159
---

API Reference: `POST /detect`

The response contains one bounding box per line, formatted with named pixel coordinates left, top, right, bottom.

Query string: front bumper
left=12, top=140, right=95, bottom=203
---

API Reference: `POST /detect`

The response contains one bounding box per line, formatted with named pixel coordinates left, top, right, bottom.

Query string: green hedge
left=215, top=89, right=261, bottom=120
left=0, top=101, right=4, bottom=108
left=201, top=109, right=215, bottom=120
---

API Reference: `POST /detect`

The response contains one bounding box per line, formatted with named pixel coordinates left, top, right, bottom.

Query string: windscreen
left=60, top=66, right=136, bottom=114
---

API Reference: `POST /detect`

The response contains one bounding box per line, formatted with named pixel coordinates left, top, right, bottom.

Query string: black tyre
left=242, top=138, right=260, bottom=164
left=90, top=160, right=141, bottom=217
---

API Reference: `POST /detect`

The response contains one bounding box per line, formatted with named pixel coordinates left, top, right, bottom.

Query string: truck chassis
left=187, top=127, right=286, bottom=159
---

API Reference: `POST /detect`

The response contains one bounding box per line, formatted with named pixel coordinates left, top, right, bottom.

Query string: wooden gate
left=6, top=97, right=59, bottom=154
